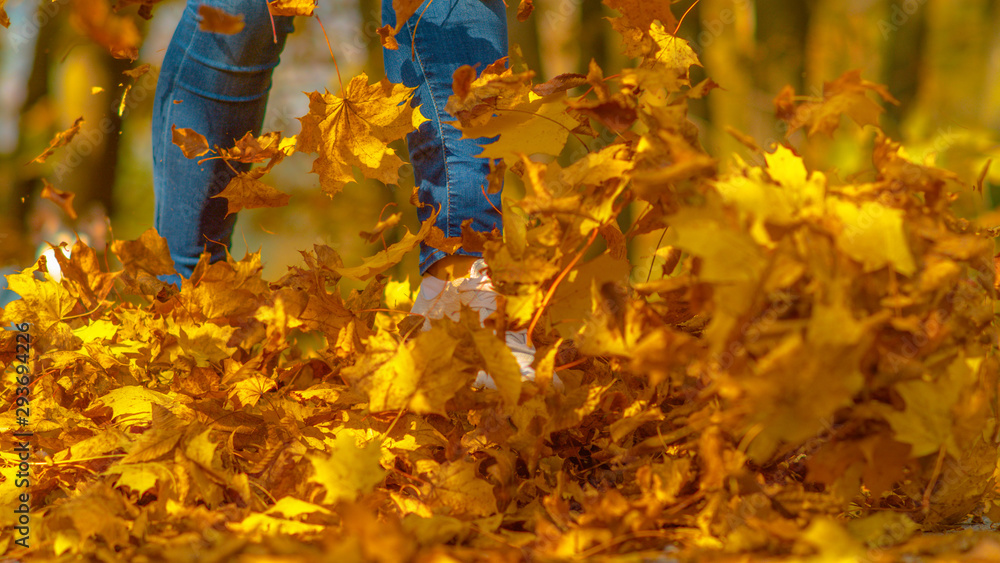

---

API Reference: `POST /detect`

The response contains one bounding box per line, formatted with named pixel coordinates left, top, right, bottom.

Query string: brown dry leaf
left=445, top=58, right=535, bottom=128
left=41, top=180, right=78, bottom=220
left=516, top=0, right=534, bottom=21
left=777, top=69, right=900, bottom=137
left=51, top=239, right=121, bottom=307
left=212, top=171, right=291, bottom=216
left=297, top=74, right=428, bottom=195
left=604, top=0, right=678, bottom=58
left=392, top=0, right=424, bottom=33
left=122, top=63, right=151, bottom=79
left=568, top=96, right=637, bottom=133
left=603, top=0, right=678, bottom=35
left=197, top=5, right=245, bottom=34
left=217, top=131, right=290, bottom=164
left=29, top=117, right=84, bottom=164
left=111, top=228, right=177, bottom=276
left=0, top=0, right=9, bottom=27
left=377, top=24, right=399, bottom=50
left=267, top=0, right=315, bottom=16
left=171, top=125, right=210, bottom=159
left=424, top=226, right=463, bottom=255
left=531, top=73, right=588, bottom=98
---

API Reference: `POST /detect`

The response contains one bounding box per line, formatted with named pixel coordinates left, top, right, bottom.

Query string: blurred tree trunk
left=700, top=0, right=756, bottom=163
left=906, top=0, right=993, bottom=134
left=983, top=4, right=1000, bottom=131
left=803, top=0, right=888, bottom=170
left=54, top=44, right=130, bottom=222
left=509, top=0, right=542, bottom=73
left=11, top=4, right=56, bottom=246
left=753, top=0, right=809, bottom=149
left=361, top=0, right=383, bottom=80
left=10, top=4, right=129, bottom=248
left=576, top=0, right=625, bottom=76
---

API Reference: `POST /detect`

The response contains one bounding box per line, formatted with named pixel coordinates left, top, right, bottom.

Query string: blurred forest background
left=1, top=0, right=999, bottom=287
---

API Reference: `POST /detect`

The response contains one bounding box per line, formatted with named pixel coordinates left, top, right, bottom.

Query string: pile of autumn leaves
left=4, top=3, right=1000, bottom=562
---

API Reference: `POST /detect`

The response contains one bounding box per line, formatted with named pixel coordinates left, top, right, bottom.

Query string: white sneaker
left=410, top=259, right=561, bottom=390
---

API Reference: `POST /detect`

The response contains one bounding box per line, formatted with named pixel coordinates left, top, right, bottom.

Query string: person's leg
left=381, top=0, right=506, bottom=277
left=383, top=2, right=560, bottom=389
left=152, top=0, right=294, bottom=284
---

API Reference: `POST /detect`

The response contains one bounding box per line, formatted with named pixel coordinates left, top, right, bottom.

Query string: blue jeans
left=153, top=0, right=506, bottom=284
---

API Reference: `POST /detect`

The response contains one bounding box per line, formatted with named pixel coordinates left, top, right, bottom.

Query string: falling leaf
left=334, top=211, right=436, bottom=281
left=777, top=69, right=900, bottom=137
left=360, top=212, right=402, bottom=243
left=267, top=0, right=315, bottom=16
left=197, top=5, right=244, bottom=34
left=171, top=125, right=210, bottom=158
left=297, top=74, right=428, bottom=195
left=456, top=92, right=580, bottom=166
left=29, top=117, right=84, bottom=164
left=122, top=63, right=151, bottom=79
left=516, top=0, right=534, bottom=21
left=41, top=180, right=78, bottom=220
left=212, top=171, right=291, bottom=216
left=377, top=24, right=398, bottom=50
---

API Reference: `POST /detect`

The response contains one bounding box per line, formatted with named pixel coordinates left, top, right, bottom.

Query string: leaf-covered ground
left=4, top=2, right=1000, bottom=561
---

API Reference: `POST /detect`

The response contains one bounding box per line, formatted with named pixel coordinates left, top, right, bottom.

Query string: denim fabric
left=152, top=0, right=294, bottom=285
left=153, top=0, right=507, bottom=283
left=382, top=0, right=506, bottom=274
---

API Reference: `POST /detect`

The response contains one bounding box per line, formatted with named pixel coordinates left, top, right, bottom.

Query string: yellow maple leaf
left=345, top=328, right=470, bottom=414
left=184, top=249, right=269, bottom=318
left=169, top=321, right=237, bottom=366
left=423, top=458, right=497, bottom=517
left=308, top=437, right=386, bottom=504
left=456, top=92, right=580, bottom=166
left=1, top=260, right=76, bottom=332
left=297, top=74, right=428, bottom=195
left=212, top=171, right=291, bottom=216
left=104, top=463, right=166, bottom=495
left=228, top=375, right=277, bottom=409
left=665, top=199, right=767, bottom=283
left=334, top=212, right=436, bottom=281
left=881, top=355, right=972, bottom=458
left=830, top=199, right=916, bottom=276
left=230, top=513, right=326, bottom=537
left=94, top=386, right=179, bottom=424
left=649, top=22, right=700, bottom=72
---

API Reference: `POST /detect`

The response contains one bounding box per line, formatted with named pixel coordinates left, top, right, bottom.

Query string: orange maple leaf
left=297, top=73, right=428, bottom=195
